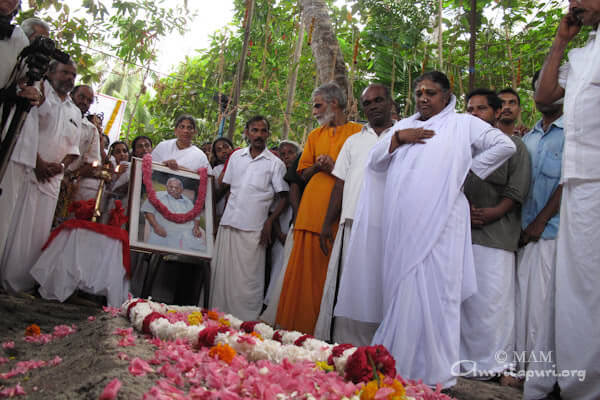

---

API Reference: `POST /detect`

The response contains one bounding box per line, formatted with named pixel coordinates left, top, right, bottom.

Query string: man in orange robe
left=275, top=82, right=362, bottom=334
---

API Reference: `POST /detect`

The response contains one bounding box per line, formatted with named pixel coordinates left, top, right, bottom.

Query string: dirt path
left=0, top=293, right=523, bottom=399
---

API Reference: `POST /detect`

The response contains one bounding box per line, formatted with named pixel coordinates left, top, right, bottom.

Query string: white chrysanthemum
left=280, top=331, right=304, bottom=345
left=226, top=315, right=243, bottom=330
left=149, top=317, right=172, bottom=340
left=131, top=303, right=153, bottom=331
left=254, top=323, right=274, bottom=339
left=279, top=344, right=314, bottom=363
left=334, top=347, right=357, bottom=374
left=183, top=325, right=203, bottom=343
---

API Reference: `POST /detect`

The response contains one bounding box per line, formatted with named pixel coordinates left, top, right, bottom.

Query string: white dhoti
left=30, top=229, right=130, bottom=308
left=1, top=178, right=58, bottom=293
left=259, top=225, right=295, bottom=325
left=460, top=245, right=516, bottom=377
left=554, top=179, right=600, bottom=400
left=314, top=221, right=378, bottom=345
left=0, top=162, right=32, bottom=258
left=210, top=226, right=265, bottom=321
left=517, top=239, right=557, bottom=399
left=264, top=207, right=293, bottom=305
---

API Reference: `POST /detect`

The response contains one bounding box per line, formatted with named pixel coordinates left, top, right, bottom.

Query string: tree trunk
left=468, top=0, right=477, bottom=91
left=438, top=0, right=443, bottom=68
left=282, top=14, right=305, bottom=140
left=301, top=0, right=348, bottom=100
left=227, top=0, right=255, bottom=140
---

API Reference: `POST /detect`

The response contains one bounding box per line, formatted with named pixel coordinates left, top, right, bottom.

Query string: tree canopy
left=21, top=0, right=584, bottom=147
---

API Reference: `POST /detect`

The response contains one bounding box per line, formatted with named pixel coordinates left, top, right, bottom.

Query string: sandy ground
left=0, top=293, right=524, bottom=399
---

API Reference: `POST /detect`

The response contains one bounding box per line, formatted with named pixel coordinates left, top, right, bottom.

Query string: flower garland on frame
left=142, top=153, right=208, bottom=224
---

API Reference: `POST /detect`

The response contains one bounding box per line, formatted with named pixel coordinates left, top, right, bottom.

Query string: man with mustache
left=314, top=83, right=394, bottom=345
left=533, top=1, right=600, bottom=399
left=497, top=88, right=522, bottom=136
left=461, top=87, right=531, bottom=382
left=1, top=59, right=82, bottom=293
left=210, top=116, right=288, bottom=321
left=275, top=82, right=362, bottom=334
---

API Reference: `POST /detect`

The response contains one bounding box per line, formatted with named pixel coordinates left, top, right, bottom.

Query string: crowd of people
left=1, top=0, right=599, bottom=398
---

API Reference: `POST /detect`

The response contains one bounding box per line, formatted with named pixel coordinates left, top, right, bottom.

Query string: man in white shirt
left=533, top=3, right=600, bottom=399
left=68, top=85, right=101, bottom=202
left=314, top=83, right=394, bottom=345
left=1, top=59, right=81, bottom=293
left=210, top=116, right=289, bottom=321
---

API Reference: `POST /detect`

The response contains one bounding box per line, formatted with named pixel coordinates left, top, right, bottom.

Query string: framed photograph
left=128, top=157, right=214, bottom=259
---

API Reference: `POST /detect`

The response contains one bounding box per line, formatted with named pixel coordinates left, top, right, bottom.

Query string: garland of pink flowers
left=141, top=153, right=208, bottom=224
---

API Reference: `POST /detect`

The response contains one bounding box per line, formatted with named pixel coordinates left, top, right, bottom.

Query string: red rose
left=197, top=326, right=231, bottom=348
left=328, top=343, right=354, bottom=365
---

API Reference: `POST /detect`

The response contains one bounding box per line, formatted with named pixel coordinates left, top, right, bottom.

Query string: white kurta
left=70, top=117, right=102, bottom=202
left=460, top=245, right=516, bottom=377
left=0, top=84, right=81, bottom=293
left=334, top=96, right=516, bottom=388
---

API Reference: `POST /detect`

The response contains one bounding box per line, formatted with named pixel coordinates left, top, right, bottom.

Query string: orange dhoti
left=275, top=227, right=337, bottom=334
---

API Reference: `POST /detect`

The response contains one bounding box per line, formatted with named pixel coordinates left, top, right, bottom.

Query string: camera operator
left=0, top=58, right=82, bottom=295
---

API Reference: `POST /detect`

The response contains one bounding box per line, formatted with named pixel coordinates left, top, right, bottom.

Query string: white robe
left=264, top=205, right=293, bottom=305
left=334, top=96, right=516, bottom=388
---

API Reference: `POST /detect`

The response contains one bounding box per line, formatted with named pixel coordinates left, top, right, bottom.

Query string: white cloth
left=0, top=163, right=33, bottom=259
left=220, top=147, right=289, bottom=231
left=151, top=138, right=211, bottom=173
left=554, top=179, right=600, bottom=400
left=10, top=106, right=39, bottom=168
left=460, top=245, right=516, bottom=377
left=69, top=117, right=101, bottom=170
left=334, top=96, right=516, bottom=387
left=0, top=26, right=28, bottom=88
left=141, top=191, right=206, bottom=252
left=0, top=179, right=58, bottom=292
left=517, top=239, right=557, bottom=400
left=30, top=228, right=130, bottom=308
left=558, top=25, right=600, bottom=181
left=36, top=81, right=82, bottom=199
left=264, top=205, right=293, bottom=304
left=209, top=226, right=266, bottom=321
left=314, top=221, right=379, bottom=345
left=332, top=124, right=388, bottom=223
left=260, top=223, right=295, bottom=325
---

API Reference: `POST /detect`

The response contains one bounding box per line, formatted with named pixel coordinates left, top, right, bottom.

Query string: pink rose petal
left=2, top=341, right=14, bottom=349
left=98, top=378, right=121, bottom=400
left=88, top=316, right=96, bottom=321
left=128, top=357, right=154, bottom=376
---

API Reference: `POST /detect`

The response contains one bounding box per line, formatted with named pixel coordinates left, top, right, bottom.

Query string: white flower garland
left=121, top=298, right=357, bottom=374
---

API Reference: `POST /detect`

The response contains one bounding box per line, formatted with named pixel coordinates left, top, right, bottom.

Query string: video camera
left=18, top=36, right=71, bottom=85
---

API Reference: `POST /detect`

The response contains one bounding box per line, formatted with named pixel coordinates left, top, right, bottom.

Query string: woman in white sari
left=333, top=71, right=516, bottom=388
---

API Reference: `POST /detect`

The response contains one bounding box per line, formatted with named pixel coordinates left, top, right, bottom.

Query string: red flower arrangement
left=68, top=199, right=96, bottom=220
left=272, top=331, right=283, bottom=343
left=293, top=334, right=314, bottom=347
left=239, top=321, right=260, bottom=334
left=142, top=154, right=208, bottom=224
left=327, top=343, right=354, bottom=366
left=142, top=312, right=166, bottom=334
left=108, top=200, right=128, bottom=227
left=197, top=326, right=231, bottom=348
left=344, top=345, right=397, bottom=384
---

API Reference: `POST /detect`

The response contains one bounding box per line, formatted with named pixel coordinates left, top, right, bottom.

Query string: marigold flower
left=187, top=312, right=203, bottom=326
left=315, top=361, right=334, bottom=372
left=250, top=331, right=263, bottom=341
left=25, top=324, right=41, bottom=337
left=218, top=318, right=230, bottom=327
left=208, top=343, right=236, bottom=364
left=207, top=311, right=220, bottom=321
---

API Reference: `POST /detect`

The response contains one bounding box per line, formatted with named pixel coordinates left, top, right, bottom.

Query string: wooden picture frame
left=128, top=157, right=214, bottom=259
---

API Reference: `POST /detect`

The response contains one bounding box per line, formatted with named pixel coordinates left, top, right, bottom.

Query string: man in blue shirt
left=516, top=70, right=564, bottom=399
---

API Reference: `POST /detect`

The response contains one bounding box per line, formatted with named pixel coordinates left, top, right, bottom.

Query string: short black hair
left=174, top=114, right=197, bottom=131
left=498, top=88, right=521, bottom=105
left=109, top=140, right=129, bottom=155
left=211, top=137, right=233, bottom=166
left=466, top=88, right=502, bottom=111
left=245, top=115, right=270, bottom=131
